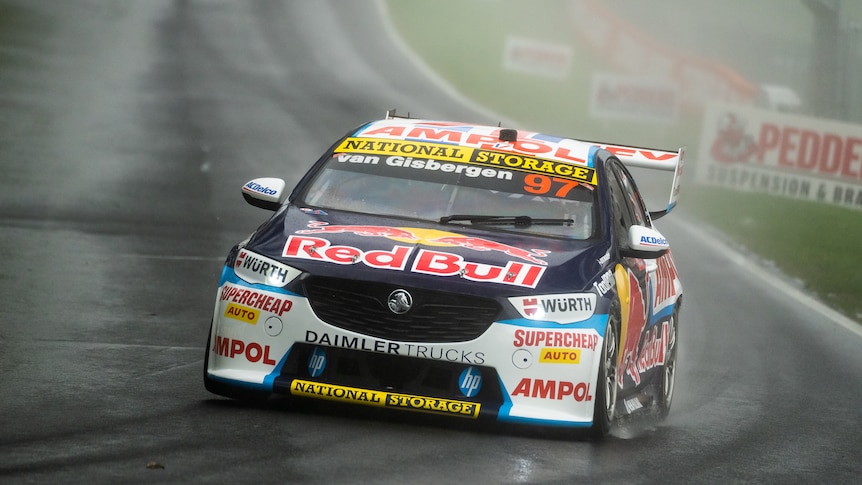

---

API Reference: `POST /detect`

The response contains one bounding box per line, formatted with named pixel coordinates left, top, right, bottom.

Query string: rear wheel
left=590, top=309, right=619, bottom=439
left=657, top=306, right=679, bottom=419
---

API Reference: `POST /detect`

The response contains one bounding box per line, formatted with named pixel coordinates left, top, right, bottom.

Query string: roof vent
left=498, top=128, right=517, bottom=142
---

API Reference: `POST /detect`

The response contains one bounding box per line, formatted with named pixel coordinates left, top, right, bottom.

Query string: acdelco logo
left=243, top=181, right=277, bottom=195
left=639, top=235, right=668, bottom=246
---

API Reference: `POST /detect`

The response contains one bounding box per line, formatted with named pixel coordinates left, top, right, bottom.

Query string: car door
left=606, top=160, right=655, bottom=391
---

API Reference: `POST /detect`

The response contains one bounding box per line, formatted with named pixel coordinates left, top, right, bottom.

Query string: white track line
left=670, top=216, right=862, bottom=339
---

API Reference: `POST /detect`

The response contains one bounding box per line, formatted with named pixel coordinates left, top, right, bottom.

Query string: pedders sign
left=697, top=103, right=862, bottom=209
left=709, top=108, right=862, bottom=181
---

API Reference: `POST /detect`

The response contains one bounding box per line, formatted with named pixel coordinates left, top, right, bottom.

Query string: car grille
left=303, top=276, right=501, bottom=343
left=273, top=343, right=504, bottom=407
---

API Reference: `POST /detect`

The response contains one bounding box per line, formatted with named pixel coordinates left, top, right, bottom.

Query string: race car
left=204, top=111, right=685, bottom=438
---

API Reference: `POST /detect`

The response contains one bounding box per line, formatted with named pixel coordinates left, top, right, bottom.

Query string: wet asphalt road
left=1, top=1, right=860, bottom=483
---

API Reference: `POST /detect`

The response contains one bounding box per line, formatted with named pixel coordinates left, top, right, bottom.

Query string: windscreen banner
left=696, top=103, right=862, bottom=210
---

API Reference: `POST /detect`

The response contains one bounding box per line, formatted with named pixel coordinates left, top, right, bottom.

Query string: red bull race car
left=204, top=111, right=685, bottom=438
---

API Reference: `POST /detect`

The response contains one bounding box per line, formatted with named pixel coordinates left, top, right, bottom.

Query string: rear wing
left=383, top=110, right=685, bottom=218
left=601, top=144, right=686, bottom=220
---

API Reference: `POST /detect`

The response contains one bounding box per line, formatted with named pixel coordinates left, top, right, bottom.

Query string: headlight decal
left=507, top=293, right=597, bottom=324
left=218, top=267, right=302, bottom=297
left=234, top=250, right=303, bottom=287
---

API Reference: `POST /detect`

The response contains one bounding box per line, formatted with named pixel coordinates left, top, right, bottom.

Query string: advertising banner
left=589, top=72, right=679, bottom=123
left=697, top=103, right=862, bottom=210
left=502, top=36, right=572, bottom=79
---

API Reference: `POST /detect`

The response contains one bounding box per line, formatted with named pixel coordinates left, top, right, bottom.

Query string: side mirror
left=620, top=225, right=669, bottom=259
left=241, top=178, right=287, bottom=211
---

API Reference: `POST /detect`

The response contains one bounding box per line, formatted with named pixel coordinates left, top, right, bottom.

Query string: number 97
left=524, top=174, right=579, bottom=197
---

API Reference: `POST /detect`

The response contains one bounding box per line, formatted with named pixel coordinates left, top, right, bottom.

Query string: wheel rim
left=662, top=313, right=677, bottom=405
left=603, top=322, right=618, bottom=417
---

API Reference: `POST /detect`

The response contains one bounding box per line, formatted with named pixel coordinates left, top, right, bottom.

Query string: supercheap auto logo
left=283, top=222, right=549, bottom=288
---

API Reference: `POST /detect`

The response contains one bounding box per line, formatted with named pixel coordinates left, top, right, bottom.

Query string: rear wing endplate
left=603, top=144, right=686, bottom=220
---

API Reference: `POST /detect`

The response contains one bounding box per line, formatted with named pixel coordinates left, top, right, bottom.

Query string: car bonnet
left=242, top=207, right=610, bottom=297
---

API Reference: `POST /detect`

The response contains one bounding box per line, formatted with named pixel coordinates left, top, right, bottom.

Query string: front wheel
left=590, top=311, right=619, bottom=439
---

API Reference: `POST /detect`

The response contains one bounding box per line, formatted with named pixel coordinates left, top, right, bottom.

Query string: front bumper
left=206, top=266, right=608, bottom=427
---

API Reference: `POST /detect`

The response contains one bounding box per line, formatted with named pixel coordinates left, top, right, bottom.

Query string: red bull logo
left=618, top=267, right=648, bottom=387
left=621, top=320, right=669, bottom=385
left=283, top=232, right=546, bottom=288
left=296, top=223, right=550, bottom=265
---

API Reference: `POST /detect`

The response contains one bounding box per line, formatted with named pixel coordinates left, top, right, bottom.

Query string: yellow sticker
left=538, top=347, right=581, bottom=364
left=223, top=303, right=259, bottom=324
left=336, top=137, right=471, bottom=163
left=290, top=380, right=480, bottom=418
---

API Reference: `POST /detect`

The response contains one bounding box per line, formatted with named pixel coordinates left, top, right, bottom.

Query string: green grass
left=683, top=188, right=862, bottom=321
left=384, top=0, right=862, bottom=323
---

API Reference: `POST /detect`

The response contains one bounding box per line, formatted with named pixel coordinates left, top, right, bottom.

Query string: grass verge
left=682, top=188, right=862, bottom=321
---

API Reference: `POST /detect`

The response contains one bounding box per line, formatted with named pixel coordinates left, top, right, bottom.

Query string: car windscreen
left=298, top=142, right=599, bottom=240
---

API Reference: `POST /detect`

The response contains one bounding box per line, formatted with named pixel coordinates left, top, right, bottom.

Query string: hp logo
left=458, top=367, right=483, bottom=398
left=307, top=347, right=327, bottom=378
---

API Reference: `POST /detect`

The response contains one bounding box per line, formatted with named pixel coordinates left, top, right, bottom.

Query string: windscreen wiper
left=439, top=215, right=574, bottom=227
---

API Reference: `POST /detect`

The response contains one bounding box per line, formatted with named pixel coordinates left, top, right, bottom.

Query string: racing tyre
left=590, top=309, right=619, bottom=439
left=203, top=328, right=270, bottom=403
left=656, top=306, right=679, bottom=419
